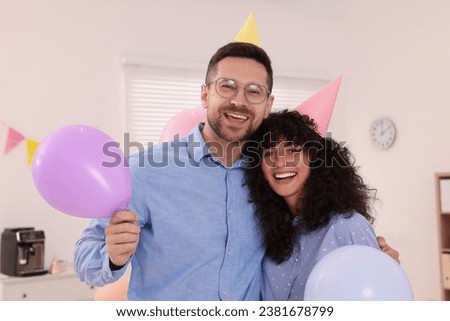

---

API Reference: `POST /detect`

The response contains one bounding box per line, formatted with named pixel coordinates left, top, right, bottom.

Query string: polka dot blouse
left=262, top=212, right=380, bottom=301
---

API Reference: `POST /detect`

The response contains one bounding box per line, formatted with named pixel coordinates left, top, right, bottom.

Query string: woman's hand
left=377, top=236, right=400, bottom=264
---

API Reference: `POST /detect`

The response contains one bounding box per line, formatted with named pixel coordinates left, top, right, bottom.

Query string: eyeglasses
left=206, top=78, right=270, bottom=104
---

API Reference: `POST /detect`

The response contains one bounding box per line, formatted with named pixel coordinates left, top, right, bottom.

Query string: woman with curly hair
left=245, top=109, right=381, bottom=300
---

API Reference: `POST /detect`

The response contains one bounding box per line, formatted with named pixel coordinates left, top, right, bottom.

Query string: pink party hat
left=295, top=75, right=343, bottom=136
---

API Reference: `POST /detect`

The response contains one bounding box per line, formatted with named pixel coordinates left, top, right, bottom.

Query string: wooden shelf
left=435, top=173, right=450, bottom=301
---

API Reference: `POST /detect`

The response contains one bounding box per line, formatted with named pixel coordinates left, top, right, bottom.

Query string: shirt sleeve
left=73, top=218, right=128, bottom=286
left=331, top=212, right=380, bottom=249
left=127, top=150, right=150, bottom=227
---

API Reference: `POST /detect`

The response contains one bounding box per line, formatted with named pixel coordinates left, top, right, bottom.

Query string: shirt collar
left=186, top=123, right=250, bottom=169
left=187, top=123, right=210, bottom=164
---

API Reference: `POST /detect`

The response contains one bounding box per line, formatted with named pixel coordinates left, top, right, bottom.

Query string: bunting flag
left=26, top=139, right=40, bottom=166
left=5, top=127, right=25, bottom=154
left=234, top=12, right=261, bottom=47
left=1, top=121, right=40, bottom=165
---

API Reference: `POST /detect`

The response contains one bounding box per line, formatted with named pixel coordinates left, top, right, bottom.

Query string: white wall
left=1, top=0, right=448, bottom=300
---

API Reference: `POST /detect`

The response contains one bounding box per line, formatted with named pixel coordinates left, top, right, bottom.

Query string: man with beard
left=74, top=42, right=398, bottom=300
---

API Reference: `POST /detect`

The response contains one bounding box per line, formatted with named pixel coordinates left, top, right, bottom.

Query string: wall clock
left=370, top=117, right=397, bottom=150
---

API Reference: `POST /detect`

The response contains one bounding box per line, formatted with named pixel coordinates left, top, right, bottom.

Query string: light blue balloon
left=304, top=245, right=414, bottom=300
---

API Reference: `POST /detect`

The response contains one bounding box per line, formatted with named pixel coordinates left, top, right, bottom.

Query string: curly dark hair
left=244, top=110, right=376, bottom=263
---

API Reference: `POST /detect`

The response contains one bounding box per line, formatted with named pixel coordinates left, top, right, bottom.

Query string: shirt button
left=227, top=250, right=232, bottom=256
left=228, top=208, right=232, bottom=214
left=222, top=290, right=227, bottom=295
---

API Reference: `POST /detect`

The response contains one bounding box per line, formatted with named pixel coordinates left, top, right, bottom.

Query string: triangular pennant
left=4, top=127, right=25, bottom=154
left=234, top=12, right=261, bottom=47
left=26, top=139, right=40, bottom=166
left=295, top=76, right=343, bottom=136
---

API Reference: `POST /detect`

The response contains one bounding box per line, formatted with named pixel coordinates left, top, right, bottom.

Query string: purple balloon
left=32, top=125, right=131, bottom=218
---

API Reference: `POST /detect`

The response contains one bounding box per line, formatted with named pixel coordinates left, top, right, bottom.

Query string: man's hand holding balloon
left=106, top=211, right=141, bottom=267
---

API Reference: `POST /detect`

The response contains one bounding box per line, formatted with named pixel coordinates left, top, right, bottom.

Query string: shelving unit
left=435, top=172, right=450, bottom=301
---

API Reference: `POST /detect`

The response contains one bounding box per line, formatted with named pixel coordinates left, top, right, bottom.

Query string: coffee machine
left=1, top=227, right=48, bottom=277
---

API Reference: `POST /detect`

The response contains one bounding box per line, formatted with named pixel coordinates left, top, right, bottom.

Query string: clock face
left=370, top=118, right=396, bottom=150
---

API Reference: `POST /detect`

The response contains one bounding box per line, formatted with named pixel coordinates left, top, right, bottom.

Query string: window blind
left=123, top=63, right=328, bottom=145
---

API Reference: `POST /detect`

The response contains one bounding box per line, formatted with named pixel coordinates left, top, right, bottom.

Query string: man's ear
left=201, top=84, right=208, bottom=109
left=264, top=95, right=275, bottom=118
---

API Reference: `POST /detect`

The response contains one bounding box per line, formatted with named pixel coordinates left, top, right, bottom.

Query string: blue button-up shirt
left=74, top=125, right=264, bottom=300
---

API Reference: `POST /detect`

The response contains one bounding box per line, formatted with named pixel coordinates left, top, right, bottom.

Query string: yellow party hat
left=234, top=12, right=261, bottom=47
